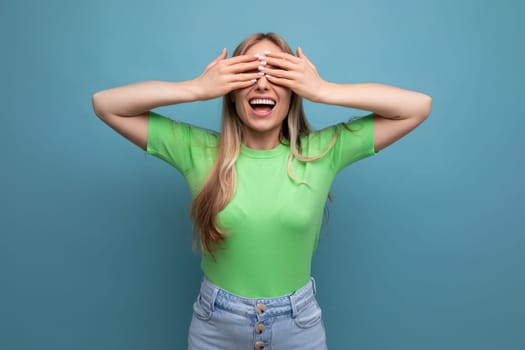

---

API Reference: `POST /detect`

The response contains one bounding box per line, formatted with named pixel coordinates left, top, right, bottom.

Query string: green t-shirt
left=146, top=111, right=377, bottom=297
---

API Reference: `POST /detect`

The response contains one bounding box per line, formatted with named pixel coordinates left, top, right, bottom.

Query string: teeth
left=249, top=98, right=275, bottom=106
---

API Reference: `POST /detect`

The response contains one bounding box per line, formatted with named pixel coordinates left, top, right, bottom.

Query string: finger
left=228, top=60, right=261, bottom=74
left=263, top=51, right=300, bottom=63
left=213, top=48, right=227, bottom=63
left=230, top=72, right=265, bottom=82
left=296, top=47, right=316, bottom=69
left=206, top=48, right=228, bottom=69
left=229, top=79, right=258, bottom=91
left=263, top=74, right=293, bottom=89
left=226, top=54, right=259, bottom=65
left=263, top=56, right=297, bottom=71
left=260, top=66, right=296, bottom=80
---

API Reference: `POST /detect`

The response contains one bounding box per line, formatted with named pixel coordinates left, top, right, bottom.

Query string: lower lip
left=251, top=107, right=274, bottom=118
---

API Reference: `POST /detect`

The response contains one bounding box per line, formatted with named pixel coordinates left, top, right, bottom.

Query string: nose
left=255, top=74, right=270, bottom=91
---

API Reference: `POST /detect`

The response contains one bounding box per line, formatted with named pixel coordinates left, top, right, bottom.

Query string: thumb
left=215, top=48, right=228, bottom=62
left=218, top=48, right=228, bottom=60
left=297, top=47, right=315, bottom=68
left=207, top=48, right=227, bottom=69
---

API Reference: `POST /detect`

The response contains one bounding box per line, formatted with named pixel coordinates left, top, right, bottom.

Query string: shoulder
left=300, top=124, right=337, bottom=158
left=299, top=114, right=376, bottom=172
left=301, top=114, right=374, bottom=153
left=148, top=111, right=219, bottom=147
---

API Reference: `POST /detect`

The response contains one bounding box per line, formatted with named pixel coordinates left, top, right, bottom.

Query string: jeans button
left=255, top=322, right=265, bottom=334
left=255, top=303, right=266, bottom=314
left=255, top=340, right=265, bottom=349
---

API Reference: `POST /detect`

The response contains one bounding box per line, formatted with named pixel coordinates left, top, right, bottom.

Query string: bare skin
left=230, top=40, right=292, bottom=150
left=259, top=47, right=432, bottom=152
left=92, top=41, right=432, bottom=152
left=91, top=52, right=262, bottom=150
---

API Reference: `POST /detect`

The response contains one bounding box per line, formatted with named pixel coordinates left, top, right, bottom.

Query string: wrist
left=181, top=79, right=205, bottom=101
left=311, top=80, right=335, bottom=104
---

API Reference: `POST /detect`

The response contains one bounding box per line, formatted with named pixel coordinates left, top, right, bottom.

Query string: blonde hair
left=190, top=33, right=337, bottom=257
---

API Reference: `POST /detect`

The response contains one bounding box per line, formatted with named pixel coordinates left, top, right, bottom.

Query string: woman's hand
left=261, top=48, right=328, bottom=102
left=193, top=49, right=262, bottom=100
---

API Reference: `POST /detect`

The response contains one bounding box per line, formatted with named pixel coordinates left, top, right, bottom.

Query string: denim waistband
left=198, top=277, right=317, bottom=319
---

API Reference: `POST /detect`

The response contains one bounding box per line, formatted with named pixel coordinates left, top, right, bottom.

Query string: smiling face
left=231, top=40, right=292, bottom=149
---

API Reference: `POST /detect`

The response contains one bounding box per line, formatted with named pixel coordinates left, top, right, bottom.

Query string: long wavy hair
left=190, top=33, right=337, bottom=257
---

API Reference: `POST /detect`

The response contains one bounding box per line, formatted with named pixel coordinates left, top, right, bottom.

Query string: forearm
left=316, top=82, right=432, bottom=120
left=92, top=80, right=201, bottom=117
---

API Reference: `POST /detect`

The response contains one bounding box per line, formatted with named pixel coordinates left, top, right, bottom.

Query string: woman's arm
left=92, top=80, right=201, bottom=118
left=91, top=50, right=261, bottom=150
left=92, top=81, right=201, bottom=150
left=261, top=49, right=432, bottom=152
left=315, top=82, right=432, bottom=152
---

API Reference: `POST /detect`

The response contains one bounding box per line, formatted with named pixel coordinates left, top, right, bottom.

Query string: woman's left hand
left=261, top=48, right=327, bottom=102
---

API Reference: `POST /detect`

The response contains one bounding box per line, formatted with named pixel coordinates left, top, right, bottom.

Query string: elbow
left=91, top=91, right=106, bottom=119
left=408, top=94, right=432, bottom=121
left=402, top=94, right=432, bottom=121
left=419, top=94, right=432, bottom=120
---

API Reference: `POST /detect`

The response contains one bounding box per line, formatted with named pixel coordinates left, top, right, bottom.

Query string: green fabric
left=146, top=111, right=377, bottom=297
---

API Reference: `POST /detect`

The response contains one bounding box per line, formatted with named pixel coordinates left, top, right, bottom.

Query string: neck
left=242, top=129, right=282, bottom=150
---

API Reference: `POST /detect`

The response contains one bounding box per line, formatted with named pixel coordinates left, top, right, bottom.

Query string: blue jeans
left=188, top=276, right=327, bottom=350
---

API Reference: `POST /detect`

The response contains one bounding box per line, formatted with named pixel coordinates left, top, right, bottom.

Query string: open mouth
left=249, top=98, right=276, bottom=114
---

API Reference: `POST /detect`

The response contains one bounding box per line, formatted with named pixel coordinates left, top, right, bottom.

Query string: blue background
left=2, top=0, right=524, bottom=349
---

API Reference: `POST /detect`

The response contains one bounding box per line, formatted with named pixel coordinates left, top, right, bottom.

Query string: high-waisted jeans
left=188, top=276, right=327, bottom=350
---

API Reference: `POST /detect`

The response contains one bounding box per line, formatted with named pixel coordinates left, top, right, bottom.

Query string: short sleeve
left=146, top=111, right=218, bottom=175
left=332, top=113, right=377, bottom=173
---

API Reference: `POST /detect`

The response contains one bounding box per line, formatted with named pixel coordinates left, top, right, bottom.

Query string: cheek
left=279, top=90, right=292, bottom=109
left=233, top=98, right=245, bottom=115
left=280, top=95, right=292, bottom=115
left=234, top=105, right=244, bottom=122
left=234, top=102, right=251, bottom=125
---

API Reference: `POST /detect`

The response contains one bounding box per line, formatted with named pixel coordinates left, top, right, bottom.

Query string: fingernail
left=259, top=60, right=267, bottom=65
left=258, top=65, right=265, bottom=71
left=264, top=50, right=271, bottom=54
left=258, top=72, right=264, bottom=76
left=265, top=74, right=272, bottom=78
left=254, top=53, right=263, bottom=59
left=251, top=79, right=257, bottom=83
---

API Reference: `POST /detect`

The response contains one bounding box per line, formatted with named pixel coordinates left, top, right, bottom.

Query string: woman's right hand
left=192, top=49, right=262, bottom=100
left=92, top=50, right=262, bottom=151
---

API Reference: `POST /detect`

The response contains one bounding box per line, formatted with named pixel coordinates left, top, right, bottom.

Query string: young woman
left=92, top=32, right=432, bottom=350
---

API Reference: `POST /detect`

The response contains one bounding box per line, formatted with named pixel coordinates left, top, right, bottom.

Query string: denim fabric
left=188, top=277, right=327, bottom=350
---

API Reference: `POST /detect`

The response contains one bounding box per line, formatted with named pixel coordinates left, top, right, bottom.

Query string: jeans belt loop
left=209, top=285, right=219, bottom=312
left=311, top=277, right=317, bottom=296
left=289, top=293, right=299, bottom=319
